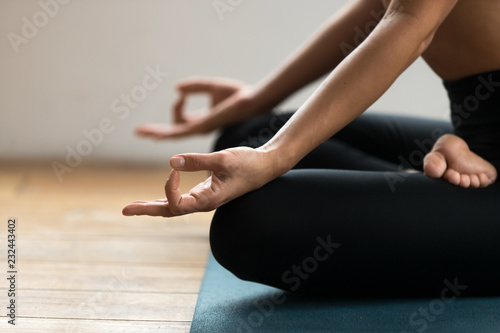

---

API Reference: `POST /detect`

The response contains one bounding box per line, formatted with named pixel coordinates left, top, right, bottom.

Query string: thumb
left=170, top=152, right=224, bottom=172
left=172, top=94, right=186, bottom=124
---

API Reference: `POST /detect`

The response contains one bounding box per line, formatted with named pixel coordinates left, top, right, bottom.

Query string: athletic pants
left=209, top=112, right=500, bottom=296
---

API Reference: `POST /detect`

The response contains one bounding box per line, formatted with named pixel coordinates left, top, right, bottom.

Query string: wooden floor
left=0, top=162, right=213, bottom=332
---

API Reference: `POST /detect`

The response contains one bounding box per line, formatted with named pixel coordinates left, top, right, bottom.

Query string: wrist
left=208, top=86, right=265, bottom=127
left=256, top=144, right=297, bottom=179
left=248, top=85, right=284, bottom=115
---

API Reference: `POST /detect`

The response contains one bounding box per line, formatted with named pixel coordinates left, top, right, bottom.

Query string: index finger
left=122, top=200, right=175, bottom=217
left=176, top=80, right=213, bottom=94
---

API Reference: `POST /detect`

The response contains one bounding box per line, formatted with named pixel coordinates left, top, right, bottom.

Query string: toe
left=479, top=173, right=492, bottom=187
left=444, top=169, right=461, bottom=186
left=469, top=174, right=480, bottom=188
left=487, top=168, right=498, bottom=183
left=423, top=152, right=447, bottom=178
left=460, top=174, right=471, bottom=188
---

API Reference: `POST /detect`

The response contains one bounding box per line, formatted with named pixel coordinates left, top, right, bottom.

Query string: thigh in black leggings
left=210, top=112, right=500, bottom=296
left=215, top=112, right=452, bottom=172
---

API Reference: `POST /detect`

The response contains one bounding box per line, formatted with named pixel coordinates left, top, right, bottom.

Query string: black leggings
left=210, top=112, right=500, bottom=297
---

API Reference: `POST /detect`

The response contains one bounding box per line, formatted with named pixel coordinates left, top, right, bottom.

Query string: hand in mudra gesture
left=135, top=77, right=254, bottom=140
left=122, top=147, right=279, bottom=217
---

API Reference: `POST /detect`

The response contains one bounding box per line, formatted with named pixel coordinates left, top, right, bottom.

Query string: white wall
left=0, top=0, right=450, bottom=166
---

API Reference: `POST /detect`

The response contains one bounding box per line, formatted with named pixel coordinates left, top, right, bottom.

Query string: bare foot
left=423, top=134, right=497, bottom=188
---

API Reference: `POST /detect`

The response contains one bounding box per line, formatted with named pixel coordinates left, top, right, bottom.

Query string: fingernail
left=171, top=156, right=185, bottom=168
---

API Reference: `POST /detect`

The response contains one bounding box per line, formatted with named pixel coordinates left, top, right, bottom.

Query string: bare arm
left=247, top=0, right=385, bottom=110
left=139, top=0, right=387, bottom=139
left=123, top=0, right=460, bottom=218
left=204, top=0, right=386, bottom=129
left=261, top=0, right=460, bottom=176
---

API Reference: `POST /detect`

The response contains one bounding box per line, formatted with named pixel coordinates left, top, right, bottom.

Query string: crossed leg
left=210, top=112, right=500, bottom=296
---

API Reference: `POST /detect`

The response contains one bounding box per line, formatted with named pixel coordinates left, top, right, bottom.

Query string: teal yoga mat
left=190, top=253, right=500, bottom=333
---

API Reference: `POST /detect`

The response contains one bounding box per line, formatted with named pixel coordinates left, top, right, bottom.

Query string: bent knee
left=209, top=202, right=254, bottom=280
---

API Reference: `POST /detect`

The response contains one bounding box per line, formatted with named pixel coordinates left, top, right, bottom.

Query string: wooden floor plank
left=1, top=163, right=212, bottom=237
left=0, top=163, right=213, bottom=332
left=10, top=261, right=205, bottom=293
left=0, top=318, right=191, bottom=332
left=1, top=219, right=211, bottom=239
left=16, top=290, right=197, bottom=321
left=0, top=238, right=209, bottom=264
left=0, top=169, right=26, bottom=198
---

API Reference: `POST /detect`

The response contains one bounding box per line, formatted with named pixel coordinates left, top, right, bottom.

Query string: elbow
left=402, top=32, right=435, bottom=65
left=415, top=32, right=435, bottom=55
left=385, top=13, right=439, bottom=59
left=383, top=2, right=443, bottom=56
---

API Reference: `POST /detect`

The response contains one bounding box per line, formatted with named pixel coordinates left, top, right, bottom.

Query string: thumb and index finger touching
left=172, top=79, right=217, bottom=123
left=167, top=153, right=224, bottom=194
left=165, top=152, right=224, bottom=215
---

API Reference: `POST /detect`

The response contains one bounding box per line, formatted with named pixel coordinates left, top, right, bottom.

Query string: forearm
left=260, top=2, right=457, bottom=177
left=198, top=0, right=385, bottom=131
left=251, top=0, right=385, bottom=112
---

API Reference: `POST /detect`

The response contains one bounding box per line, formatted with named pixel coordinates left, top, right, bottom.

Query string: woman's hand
left=135, top=77, right=256, bottom=140
left=122, top=147, right=282, bottom=217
